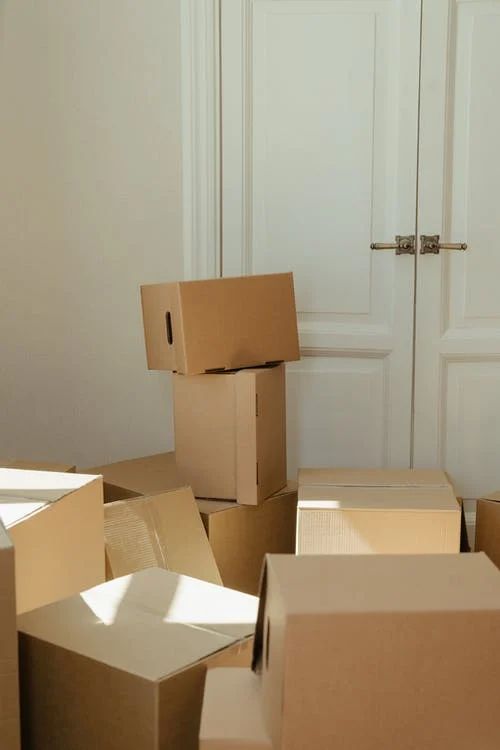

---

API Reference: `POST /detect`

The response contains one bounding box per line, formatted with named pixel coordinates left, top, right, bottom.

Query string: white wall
left=0, top=0, right=183, bottom=467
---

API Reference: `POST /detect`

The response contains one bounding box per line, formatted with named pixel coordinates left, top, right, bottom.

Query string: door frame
left=180, top=0, right=221, bottom=280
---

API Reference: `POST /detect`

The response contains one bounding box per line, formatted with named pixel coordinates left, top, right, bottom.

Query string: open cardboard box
left=253, top=552, right=500, bottom=749
left=297, top=468, right=461, bottom=554
left=0, top=521, right=20, bottom=750
left=84, top=454, right=222, bottom=585
left=174, top=364, right=286, bottom=505
left=18, top=568, right=258, bottom=750
left=0, top=468, right=104, bottom=614
left=141, top=272, right=300, bottom=374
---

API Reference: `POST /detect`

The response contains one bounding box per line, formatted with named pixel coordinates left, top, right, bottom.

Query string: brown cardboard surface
left=18, top=568, right=258, bottom=750
left=2, top=460, right=76, bottom=473
left=141, top=272, right=300, bottom=374
left=84, top=451, right=183, bottom=496
left=197, top=484, right=298, bottom=595
left=0, top=468, right=105, bottom=614
left=475, top=495, right=500, bottom=569
left=200, top=669, right=272, bottom=750
left=254, top=553, right=500, bottom=750
left=0, top=522, right=20, bottom=750
left=298, top=467, right=451, bottom=487
left=104, top=488, right=222, bottom=585
left=297, top=484, right=460, bottom=554
left=175, top=364, right=286, bottom=504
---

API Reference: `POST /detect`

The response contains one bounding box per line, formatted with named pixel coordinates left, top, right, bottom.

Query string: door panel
left=221, top=0, right=421, bottom=476
left=414, top=0, right=500, bottom=497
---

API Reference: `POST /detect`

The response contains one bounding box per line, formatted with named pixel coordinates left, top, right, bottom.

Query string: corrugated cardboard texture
left=2, top=460, right=76, bottom=473
left=297, top=485, right=460, bottom=555
left=298, top=467, right=451, bottom=487
left=255, top=553, right=500, bottom=750
left=141, top=272, right=300, bottom=374
left=197, top=484, right=298, bottom=595
left=175, top=365, right=286, bottom=504
left=84, top=452, right=184, bottom=496
left=475, top=494, right=500, bottom=569
left=199, top=669, right=272, bottom=750
left=0, top=523, right=20, bottom=750
left=18, top=568, right=258, bottom=750
left=0, top=468, right=105, bottom=614
left=104, top=488, right=222, bottom=585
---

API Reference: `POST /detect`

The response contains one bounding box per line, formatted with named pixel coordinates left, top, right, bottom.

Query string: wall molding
left=180, top=0, right=220, bottom=279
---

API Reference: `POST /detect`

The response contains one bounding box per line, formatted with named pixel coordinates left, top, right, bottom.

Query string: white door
left=221, top=0, right=421, bottom=477
left=414, top=0, right=500, bottom=498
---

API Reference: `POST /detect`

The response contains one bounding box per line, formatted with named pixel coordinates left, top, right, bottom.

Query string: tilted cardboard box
left=18, top=568, right=258, bottom=750
left=175, top=364, right=286, bottom=505
left=253, top=553, right=500, bottom=750
left=141, top=272, right=300, bottom=374
left=0, top=522, right=20, bottom=750
left=475, top=490, right=500, bottom=567
left=199, top=669, right=272, bottom=750
left=104, top=487, right=222, bottom=585
left=297, top=468, right=460, bottom=554
left=197, top=484, right=297, bottom=596
left=0, top=468, right=104, bottom=614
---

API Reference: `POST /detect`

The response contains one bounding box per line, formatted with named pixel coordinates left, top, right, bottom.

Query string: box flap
left=0, top=519, right=13, bottom=552
left=236, top=364, right=286, bottom=505
left=298, top=485, right=459, bottom=511
left=17, top=568, right=258, bottom=682
left=261, top=553, right=500, bottom=616
left=104, top=488, right=223, bottom=585
left=83, top=452, right=184, bottom=496
left=200, top=669, right=272, bottom=750
left=298, top=468, right=451, bottom=488
left=0, top=469, right=100, bottom=528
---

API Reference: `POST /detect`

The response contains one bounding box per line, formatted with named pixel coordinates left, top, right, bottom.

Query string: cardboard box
left=1, top=460, right=76, bottom=473
left=0, top=522, right=20, bottom=750
left=104, top=487, right=222, bottom=585
left=475, top=491, right=500, bottom=568
left=0, top=468, right=104, bottom=614
left=253, top=553, right=500, bottom=750
left=200, top=669, right=272, bottom=750
left=18, top=568, right=258, bottom=750
left=141, top=272, right=300, bottom=374
left=197, top=484, right=298, bottom=595
left=175, top=364, right=286, bottom=504
left=297, top=468, right=460, bottom=554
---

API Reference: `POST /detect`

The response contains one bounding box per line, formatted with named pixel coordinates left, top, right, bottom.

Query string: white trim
left=180, top=0, right=221, bottom=280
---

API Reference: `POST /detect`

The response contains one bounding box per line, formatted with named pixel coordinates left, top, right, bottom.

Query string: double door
left=220, top=0, right=500, bottom=498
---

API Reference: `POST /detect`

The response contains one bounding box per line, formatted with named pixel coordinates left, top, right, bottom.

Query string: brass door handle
left=370, top=235, right=415, bottom=255
left=420, top=235, right=467, bottom=254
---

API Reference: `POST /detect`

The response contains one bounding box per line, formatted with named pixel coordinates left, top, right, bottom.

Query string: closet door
left=221, top=0, right=421, bottom=476
left=414, top=0, right=500, bottom=497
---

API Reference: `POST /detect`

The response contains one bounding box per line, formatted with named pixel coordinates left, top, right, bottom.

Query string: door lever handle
left=420, top=235, right=467, bottom=254
left=370, top=235, right=415, bottom=255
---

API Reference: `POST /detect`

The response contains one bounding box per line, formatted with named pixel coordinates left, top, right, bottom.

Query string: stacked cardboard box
left=18, top=567, right=258, bottom=750
left=84, top=451, right=298, bottom=596
left=297, top=468, right=461, bottom=554
left=141, top=272, right=300, bottom=506
left=200, top=552, right=500, bottom=749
